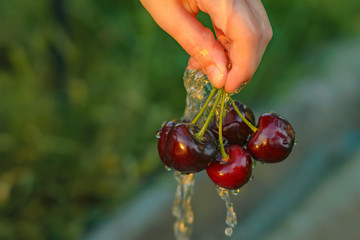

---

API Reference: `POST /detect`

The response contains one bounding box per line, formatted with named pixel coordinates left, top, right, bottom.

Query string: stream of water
left=217, top=186, right=238, bottom=237
left=172, top=172, right=195, bottom=240
left=171, top=69, right=237, bottom=239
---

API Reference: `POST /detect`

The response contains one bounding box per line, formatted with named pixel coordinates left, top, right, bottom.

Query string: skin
left=140, top=0, right=273, bottom=93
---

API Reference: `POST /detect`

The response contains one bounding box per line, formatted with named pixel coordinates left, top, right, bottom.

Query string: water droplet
left=294, top=140, right=298, bottom=146
left=234, top=82, right=248, bottom=94
left=250, top=176, right=254, bottom=181
left=251, top=159, right=257, bottom=168
left=225, top=227, right=233, bottom=237
left=161, top=121, right=167, bottom=128
left=232, top=189, right=240, bottom=196
left=165, top=165, right=172, bottom=171
left=155, top=130, right=161, bottom=139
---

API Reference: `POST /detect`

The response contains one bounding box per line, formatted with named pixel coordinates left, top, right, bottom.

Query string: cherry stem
left=196, top=90, right=222, bottom=139
left=229, top=97, right=258, bottom=132
left=219, top=90, right=229, bottom=160
left=191, top=88, right=217, bottom=125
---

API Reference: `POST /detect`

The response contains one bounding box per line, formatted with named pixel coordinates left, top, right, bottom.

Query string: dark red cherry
left=157, top=120, right=177, bottom=167
left=206, top=145, right=252, bottom=189
left=247, top=112, right=295, bottom=163
left=165, top=123, right=217, bottom=173
left=209, top=101, right=255, bottom=146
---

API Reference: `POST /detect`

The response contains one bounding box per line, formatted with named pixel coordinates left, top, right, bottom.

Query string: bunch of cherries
left=157, top=88, right=295, bottom=190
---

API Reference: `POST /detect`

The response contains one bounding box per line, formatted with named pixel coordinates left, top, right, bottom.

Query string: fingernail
left=205, top=65, right=224, bottom=88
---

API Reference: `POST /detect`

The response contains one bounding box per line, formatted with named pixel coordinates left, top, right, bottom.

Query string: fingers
left=198, top=0, right=272, bottom=93
left=226, top=0, right=272, bottom=93
left=141, top=0, right=272, bottom=93
left=223, top=0, right=260, bottom=93
left=243, top=0, right=273, bottom=58
left=140, top=0, right=227, bottom=89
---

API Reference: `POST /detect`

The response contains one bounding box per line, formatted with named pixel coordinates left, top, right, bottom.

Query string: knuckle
left=187, top=27, right=214, bottom=56
left=265, top=26, right=273, bottom=42
left=250, top=26, right=262, bottom=40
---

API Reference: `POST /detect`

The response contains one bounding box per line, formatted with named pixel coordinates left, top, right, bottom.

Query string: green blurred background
left=0, top=0, right=359, bottom=239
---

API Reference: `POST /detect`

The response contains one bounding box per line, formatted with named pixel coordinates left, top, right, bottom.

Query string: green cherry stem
left=218, top=90, right=229, bottom=160
left=229, top=97, right=258, bottom=132
left=191, top=88, right=217, bottom=125
left=196, top=90, right=222, bottom=139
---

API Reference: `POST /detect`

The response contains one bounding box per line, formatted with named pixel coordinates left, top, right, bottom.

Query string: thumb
left=141, top=0, right=227, bottom=88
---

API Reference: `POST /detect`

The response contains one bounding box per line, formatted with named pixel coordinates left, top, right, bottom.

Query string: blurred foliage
left=0, top=0, right=359, bottom=239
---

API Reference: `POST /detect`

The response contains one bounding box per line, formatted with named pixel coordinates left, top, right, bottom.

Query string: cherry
left=209, top=100, right=255, bottom=146
left=247, top=112, right=295, bottom=163
left=165, top=123, right=217, bottom=173
left=157, top=120, right=177, bottom=167
left=206, top=145, right=252, bottom=190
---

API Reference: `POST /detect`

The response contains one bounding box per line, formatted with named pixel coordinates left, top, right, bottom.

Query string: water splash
left=231, top=189, right=240, bottom=196
left=170, top=69, right=211, bottom=240
left=216, top=186, right=238, bottom=237
left=183, top=69, right=230, bottom=131
left=155, top=130, right=161, bottom=139
left=183, top=69, right=214, bottom=126
left=172, top=172, right=195, bottom=240
left=171, top=69, right=223, bottom=239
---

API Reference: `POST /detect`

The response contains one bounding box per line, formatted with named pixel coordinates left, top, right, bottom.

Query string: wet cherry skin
left=206, top=145, right=252, bottom=190
left=157, top=120, right=177, bottom=167
left=210, top=101, right=255, bottom=146
left=247, top=113, right=295, bottom=163
left=165, top=123, right=217, bottom=173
